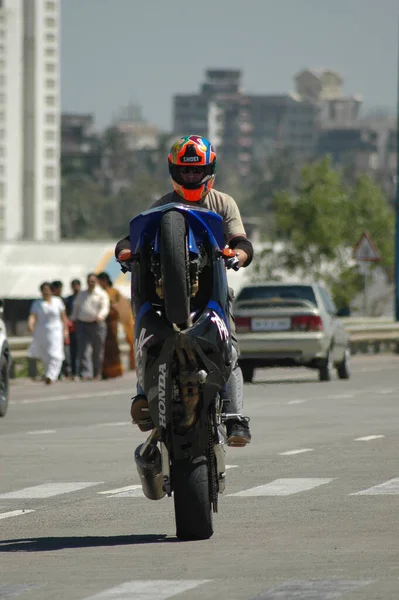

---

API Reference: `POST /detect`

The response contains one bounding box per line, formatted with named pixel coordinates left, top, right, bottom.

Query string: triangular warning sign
left=353, top=231, right=380, bottom=262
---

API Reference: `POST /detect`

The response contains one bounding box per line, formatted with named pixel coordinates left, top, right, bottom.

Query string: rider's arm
left=228, top=234, right=254, bottom=268
left=115, top=235, right=131, bottom=260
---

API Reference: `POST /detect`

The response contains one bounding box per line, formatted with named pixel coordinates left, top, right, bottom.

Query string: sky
left=60, top=0, right=399, bottom=132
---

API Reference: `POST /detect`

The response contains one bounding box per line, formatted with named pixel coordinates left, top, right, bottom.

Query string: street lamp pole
left=396, top=16, right=399, bottom=321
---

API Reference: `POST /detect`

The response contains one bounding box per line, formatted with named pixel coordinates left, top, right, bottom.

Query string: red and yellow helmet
left=168, top=135, right=217, bottom=202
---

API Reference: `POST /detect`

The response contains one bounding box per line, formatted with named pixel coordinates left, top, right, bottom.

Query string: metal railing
left=7, top=319, right=399, bottom=368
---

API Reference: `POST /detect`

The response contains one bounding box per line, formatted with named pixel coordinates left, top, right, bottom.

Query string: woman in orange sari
left=97, top=272, right=135, bottom=378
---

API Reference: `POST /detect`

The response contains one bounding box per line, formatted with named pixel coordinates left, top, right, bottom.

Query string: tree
left=344, top=174, right=394, bottom=277
left=250, top=158, right=393, bottom=309
left=241, top=149, right=302, bottom=237
left=274, top=157, right=348, bottom=278
left=61, top=176, right=110, bottom=239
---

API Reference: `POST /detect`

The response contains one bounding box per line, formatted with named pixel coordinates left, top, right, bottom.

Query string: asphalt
left=1, top=355, right=399, bottom=600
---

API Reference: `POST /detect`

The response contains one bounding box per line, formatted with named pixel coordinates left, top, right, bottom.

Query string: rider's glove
left=117, top=249, right=133, bottom=273
left=222, top=247, right=240, bottom=271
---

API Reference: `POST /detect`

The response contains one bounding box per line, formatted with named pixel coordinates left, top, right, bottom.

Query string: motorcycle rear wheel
left=160, top=210, right=190, bottom=325
left=172, top=456, right=213, bottom=540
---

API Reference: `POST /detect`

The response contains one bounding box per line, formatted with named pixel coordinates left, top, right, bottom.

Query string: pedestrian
left=64, top=279, right=81, bottom=380
left=51, top=280, right=70, bottom=378
left=96, top=272, right=123, bottom=379
left=96, top=272, right=135, bottom=379
left=50, top=280, right=63, bottom=298
left=27, top=281, right=69, bottom=385
left=71, top=273, right=110, bottom=380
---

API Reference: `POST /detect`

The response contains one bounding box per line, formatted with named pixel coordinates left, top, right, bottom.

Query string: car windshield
left=236, top=285, right=317, bottom=306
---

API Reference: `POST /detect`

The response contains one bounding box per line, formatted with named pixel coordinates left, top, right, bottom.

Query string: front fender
left=129, top=203, right=225, bottom=253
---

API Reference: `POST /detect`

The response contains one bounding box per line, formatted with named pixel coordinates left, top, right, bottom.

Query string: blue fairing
left=129, top=203, right=225, bottom=254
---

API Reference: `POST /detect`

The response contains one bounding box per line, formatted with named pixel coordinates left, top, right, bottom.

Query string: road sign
left=353, top=231, right=381, bottom=262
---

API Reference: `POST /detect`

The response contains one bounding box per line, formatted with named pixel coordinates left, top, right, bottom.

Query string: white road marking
left=228, top=478, right=333, bottom=497
left=14, top=389, right=129, bottom=405
left=0, top=585, right=36, bottom=598
left=0, top=509, right=35, bottom=520
left=355, top=435, right=385, bottom=441
left=352, top=478, right=399, bottom=495
left=27, top=429, right=56, bottom=435
left=378, top=389, right=395, bottom=394
left=256, top=579, right=373, bottom=599
left=98, top=485, right=143, bottom=498
left=287, top=399, right=307, bottom=405
left=279, top=448, right=314, bottom=456
left=91, top=422, right=130, bottom=428
left=83, top=580, right=211, bottom=600
left=226, top=464, right=238, bottom=469
left=0, top=482, right=103, bottom=499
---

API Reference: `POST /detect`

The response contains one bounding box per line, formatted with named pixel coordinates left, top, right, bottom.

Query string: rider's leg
left=222, top=288, right=251, bottom=446
left=221, top=345, right=251, bottom=446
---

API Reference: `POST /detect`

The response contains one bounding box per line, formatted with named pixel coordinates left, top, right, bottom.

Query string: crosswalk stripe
left=279, top=448, right=313, bottom=455
left=355, top=435, right=385, bottom=441
left=83, top=580, right=211, bottom=600
left=228, top=478, right=333, bottom=497
left=0, top=584, right=36, bottom=598
left=253, top=579, right=373, bottom=599
left=98, top=485, right=143, bottom=497
left=351, top=478, right=399, bottom=495
left=0, top=509, right=35, bottom=520
left=0, top=482, right=103, bottom=499
left=27, top=429, right=56, bottom=435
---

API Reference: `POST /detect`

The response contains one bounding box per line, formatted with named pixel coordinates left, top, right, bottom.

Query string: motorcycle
left=124, top=202, right=239, bottom=541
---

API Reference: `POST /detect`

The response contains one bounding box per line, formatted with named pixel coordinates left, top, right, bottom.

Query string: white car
left=0, top=299, right=11, bottom=417
left=234, top=282, right=350, bottom=383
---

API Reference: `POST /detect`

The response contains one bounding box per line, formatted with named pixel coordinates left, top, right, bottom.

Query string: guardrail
left=7, top=319, right=399, bottom=376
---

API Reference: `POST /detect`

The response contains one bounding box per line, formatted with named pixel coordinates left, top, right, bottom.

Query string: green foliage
left=345, top=174, right=394, bottom=275
left=251, top=158, right=394, bottom=309
left=61, top=176, right=110, bottom=239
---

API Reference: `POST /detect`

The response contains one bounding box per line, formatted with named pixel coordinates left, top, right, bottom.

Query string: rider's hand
left=117, top=249, right=133, bottom=273
left=222, top=247, right=240, bottom=271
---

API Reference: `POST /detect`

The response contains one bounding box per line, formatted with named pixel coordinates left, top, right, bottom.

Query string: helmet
left=168, top=135, right=217, bottom=202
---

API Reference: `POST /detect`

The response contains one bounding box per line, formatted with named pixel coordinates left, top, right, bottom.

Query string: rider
left=115, top=135, right=253, bottom=446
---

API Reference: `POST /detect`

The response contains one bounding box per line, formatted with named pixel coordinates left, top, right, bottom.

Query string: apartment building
left=0, top=0, right=60, bottom=242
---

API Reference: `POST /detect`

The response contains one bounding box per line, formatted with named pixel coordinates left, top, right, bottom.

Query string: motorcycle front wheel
left=160, top=210, right=190, bottom=326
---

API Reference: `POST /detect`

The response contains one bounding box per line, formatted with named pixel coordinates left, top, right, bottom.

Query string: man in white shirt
left=71, top=273, right=110, bottom=380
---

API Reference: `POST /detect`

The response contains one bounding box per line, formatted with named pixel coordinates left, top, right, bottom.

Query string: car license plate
left=251, top=318, right=291, bottom=332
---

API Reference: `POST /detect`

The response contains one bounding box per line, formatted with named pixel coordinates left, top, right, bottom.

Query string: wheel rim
left=0, top=362, right=8, bottom=403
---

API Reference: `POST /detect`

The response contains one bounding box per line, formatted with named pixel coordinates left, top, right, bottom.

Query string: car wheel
left=240, top=363, right=255, bottom=384
left=0, top=353, right=9, bottom=417
left=319, top=350, right=333, bottom=382
left=336, top=347, right=351, bottom=380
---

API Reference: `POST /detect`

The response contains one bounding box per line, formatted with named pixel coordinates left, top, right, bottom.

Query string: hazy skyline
left=61, top=0, right=398, bottom=131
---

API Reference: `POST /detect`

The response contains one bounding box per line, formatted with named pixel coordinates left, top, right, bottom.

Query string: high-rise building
left=0, top=0, right=60, bottom=242
left=173, top=69, right=319, bottom=177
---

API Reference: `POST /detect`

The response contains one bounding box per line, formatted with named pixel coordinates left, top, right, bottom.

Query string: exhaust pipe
left=134, top=443, right=166, bottom=501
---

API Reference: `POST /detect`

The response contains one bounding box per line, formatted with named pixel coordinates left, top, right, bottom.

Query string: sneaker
left=226, top=417, right=251, bottom=447
left=130, top=394, right=154, bottom=432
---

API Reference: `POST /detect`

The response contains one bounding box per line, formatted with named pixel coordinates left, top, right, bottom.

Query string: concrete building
left=0, top=0, right=60, bottom=242
left=250, top=94, right=319, bottom=162
left=61, top=113, right=101, bottom=179
left=316, top=127, right=379, bottom=171
left=294, top=68, right=362, bottom=128
left=173, top=69, right=318, bottom=176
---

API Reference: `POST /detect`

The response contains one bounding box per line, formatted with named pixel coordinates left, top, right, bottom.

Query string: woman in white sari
left=28, top=282, right=69, bottom=384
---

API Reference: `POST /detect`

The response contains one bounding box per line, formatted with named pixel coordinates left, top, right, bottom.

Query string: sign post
left=353, top=232, right=381, bottom=316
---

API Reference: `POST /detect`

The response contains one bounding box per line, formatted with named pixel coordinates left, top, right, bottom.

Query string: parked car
left=234, top=282, right=350, bottom=383
left=0, top=299, right=11, bottom=417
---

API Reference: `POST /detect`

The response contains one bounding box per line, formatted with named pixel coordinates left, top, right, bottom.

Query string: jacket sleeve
left=115, top=235, right=131, bottom=259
